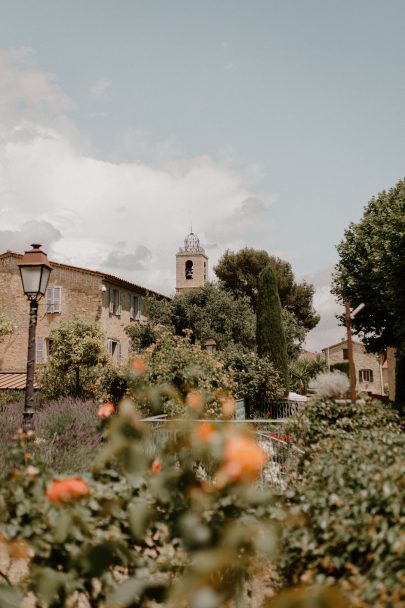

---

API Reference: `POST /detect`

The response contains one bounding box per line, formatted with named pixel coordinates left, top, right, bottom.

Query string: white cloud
left=89, top=78, right=111, bottom=98
left=303, top=266, right=346, bottom=352
left=0, top=51, right=270, bottom=296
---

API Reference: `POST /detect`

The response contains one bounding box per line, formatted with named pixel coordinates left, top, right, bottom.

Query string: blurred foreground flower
left=151, top=459, right=161, bottom=473
left=97, top=401, right=115, bottom=418
left=218, top=434, right=268, bottom=485
left=132, top=358, right=146, bottom=374
left=47, top=478, right=90, bottom=503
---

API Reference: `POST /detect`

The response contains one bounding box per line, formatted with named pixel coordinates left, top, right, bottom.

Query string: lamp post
left=345, top=302, right=366, bottom=405
left=204, top=337, right=217, bottom=353
left=18, top=244, right=52, bottom=431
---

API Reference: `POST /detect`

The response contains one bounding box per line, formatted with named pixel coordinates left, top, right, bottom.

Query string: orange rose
left=195, top=422, right=216, bottom=442
left=186, top=390, right=204, bottom=412
left=47, top=478, right=90, bottom=503
left=132, top=358, right=146, bottom=374
left=220, top=435, right=268, bottom=484
left=97, top=401, right=115, bottom=418
left=221, top=396, right=235, bottom=419
left=151, top=460, right=161, bottom=473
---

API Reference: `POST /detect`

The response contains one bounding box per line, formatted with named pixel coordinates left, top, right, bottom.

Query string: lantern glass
left=39, top=266, right=51, bottom=296
left=20, top=265, right=44, bottom=297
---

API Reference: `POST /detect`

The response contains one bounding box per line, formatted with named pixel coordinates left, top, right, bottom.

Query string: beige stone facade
left=176, top=231, right=208, bottom=293
left=0, top=251, right=168, bottom=372
left=322, top=339, right=384, bottom=396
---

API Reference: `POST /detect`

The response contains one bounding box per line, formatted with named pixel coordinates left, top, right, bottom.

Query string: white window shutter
left=36, top=338, right=45, bottom=364
left=117, top=289, right=122, bottom=315
left=117, top=342, right=122, bottom=361
left=107, top=339, right=112, bottom=356
left=46, top=288, right=53, bottom=313
left=130, top=295, right=134, bottom=320
left=109, top=289, right=114, bottom=314
left=53, top=287, right=62, bottom=313
left=138, top=297, right=142, bottom=319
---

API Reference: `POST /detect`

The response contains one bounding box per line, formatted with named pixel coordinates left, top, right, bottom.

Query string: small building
left=321, top=338, right=384, bottom=396
left=0, top=250, right=168, bottom=373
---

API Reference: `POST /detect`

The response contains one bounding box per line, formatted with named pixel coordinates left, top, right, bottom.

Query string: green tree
left=214, top=247, right=319, bottom=331
left=40, top=317, right=107, bottom=399
left=333, top=178, right=405, bottom=402
left=0, top=311, right=14, bottom=343
left=127, top=283, right=256, bottom=351
left=129, top=326, right=236, bottom=417
left=289, top=356, right=327, bottom=394
left=256, top=266, right=289, bottom=393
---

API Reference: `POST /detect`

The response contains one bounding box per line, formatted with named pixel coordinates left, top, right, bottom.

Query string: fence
left=142, top=417, right=303, bottom=488
left=251, top=399, right=305, bottom=420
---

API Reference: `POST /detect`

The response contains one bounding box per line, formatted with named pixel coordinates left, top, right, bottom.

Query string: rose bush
left=0, top=381, right=277, bottom=607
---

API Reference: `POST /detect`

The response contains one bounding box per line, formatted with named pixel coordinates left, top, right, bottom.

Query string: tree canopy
left=256, top=265, right=289, bottom=393
left=214, top=247, right=319, bottom=331
left=40, top=317, right=107, bottom=399
left=127, top=283, right=256, bottom=351
left=332, top=178, right=405, bottom=400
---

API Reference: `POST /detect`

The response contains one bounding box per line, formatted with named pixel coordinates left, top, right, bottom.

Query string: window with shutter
left=45, top=287, right=62, bottom=313
left=117, top=289, right=122, bottom=316
left=109, top=289, right=115, bottom=314
left=36, top=338, right=45, bottom=364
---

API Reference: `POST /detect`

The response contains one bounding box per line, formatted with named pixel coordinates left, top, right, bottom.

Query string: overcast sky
left=1, top=1, right=404, bottom=350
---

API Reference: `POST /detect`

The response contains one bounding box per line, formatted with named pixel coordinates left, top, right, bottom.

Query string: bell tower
left=176, top=230, right=208, bottom=293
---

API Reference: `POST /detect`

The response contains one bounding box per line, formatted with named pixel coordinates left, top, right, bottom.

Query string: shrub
left=330, top=361, right=349, bottom=376
left=0, top=398, right=101, bottom=475
left=0, top=387, right=278, bottom=607
left=309, top=370, right=349, bottom=399
left=39, top=317, right=107, bottom=399
left=129, top=326, right=237, bottom=417
left=220, top=345, right=284, bottom=416
left=278, top=399, right=404, bottom=606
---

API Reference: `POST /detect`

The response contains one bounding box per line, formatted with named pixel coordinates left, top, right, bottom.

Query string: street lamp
left=18, top=244, right=52, bottom=431
left=204, top=337, right=217, bottom=353
left=345, top=301, right=365, bottom=405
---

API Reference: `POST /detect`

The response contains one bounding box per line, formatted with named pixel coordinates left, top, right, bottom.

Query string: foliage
left=0, top=311, right=14, bottom=344
left=0, top=398, right=101, bottom=476
left=289, top=357, right=327, bottom=394
left=99, top=364, right=131, bottom=404
left=39, top=317, right=108, bottom=399
left=309, top=371, right=349, bottom=399
left=214, top=247, right=319, bottom=331
left=220, top=344, right=285, bottom=415
left=279, top=399, right=404, bottom=606
left=329, top=361, right=349, bottom=376
left=257, top=266, right=289, bottom=394
left=0, top=390, right=23, bottom=409
left=0, top=387, right=278, bottom=607
left=127, top=283, right=256, bottom=351
left=332, top=178, right=405, bottom=401
left=282, top=309, right=307, bottom=360
left=130, top=326, right=237, bottom=417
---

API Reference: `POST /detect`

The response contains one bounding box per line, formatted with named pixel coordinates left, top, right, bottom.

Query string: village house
left=0, top=250, right=168, bottom=377
left=322, top=338, right=385, bottom=397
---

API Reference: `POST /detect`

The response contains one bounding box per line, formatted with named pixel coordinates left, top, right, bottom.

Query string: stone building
left=176, top=230, right=208, bottom=293
left=0, top=250, right=168, bottom=373
left=321, top=338, right=384, bottom=396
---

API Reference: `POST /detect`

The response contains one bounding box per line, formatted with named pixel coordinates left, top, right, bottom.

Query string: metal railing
left=251, top=399, right=305, bottom=420
left=141, top=417, right=302, bottom=487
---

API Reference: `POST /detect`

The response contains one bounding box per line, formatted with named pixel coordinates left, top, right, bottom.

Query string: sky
left=0, top=1, right=404, bottom=350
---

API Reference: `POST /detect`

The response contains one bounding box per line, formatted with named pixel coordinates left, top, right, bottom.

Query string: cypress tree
left=256, top=265, right=289, bottom=394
